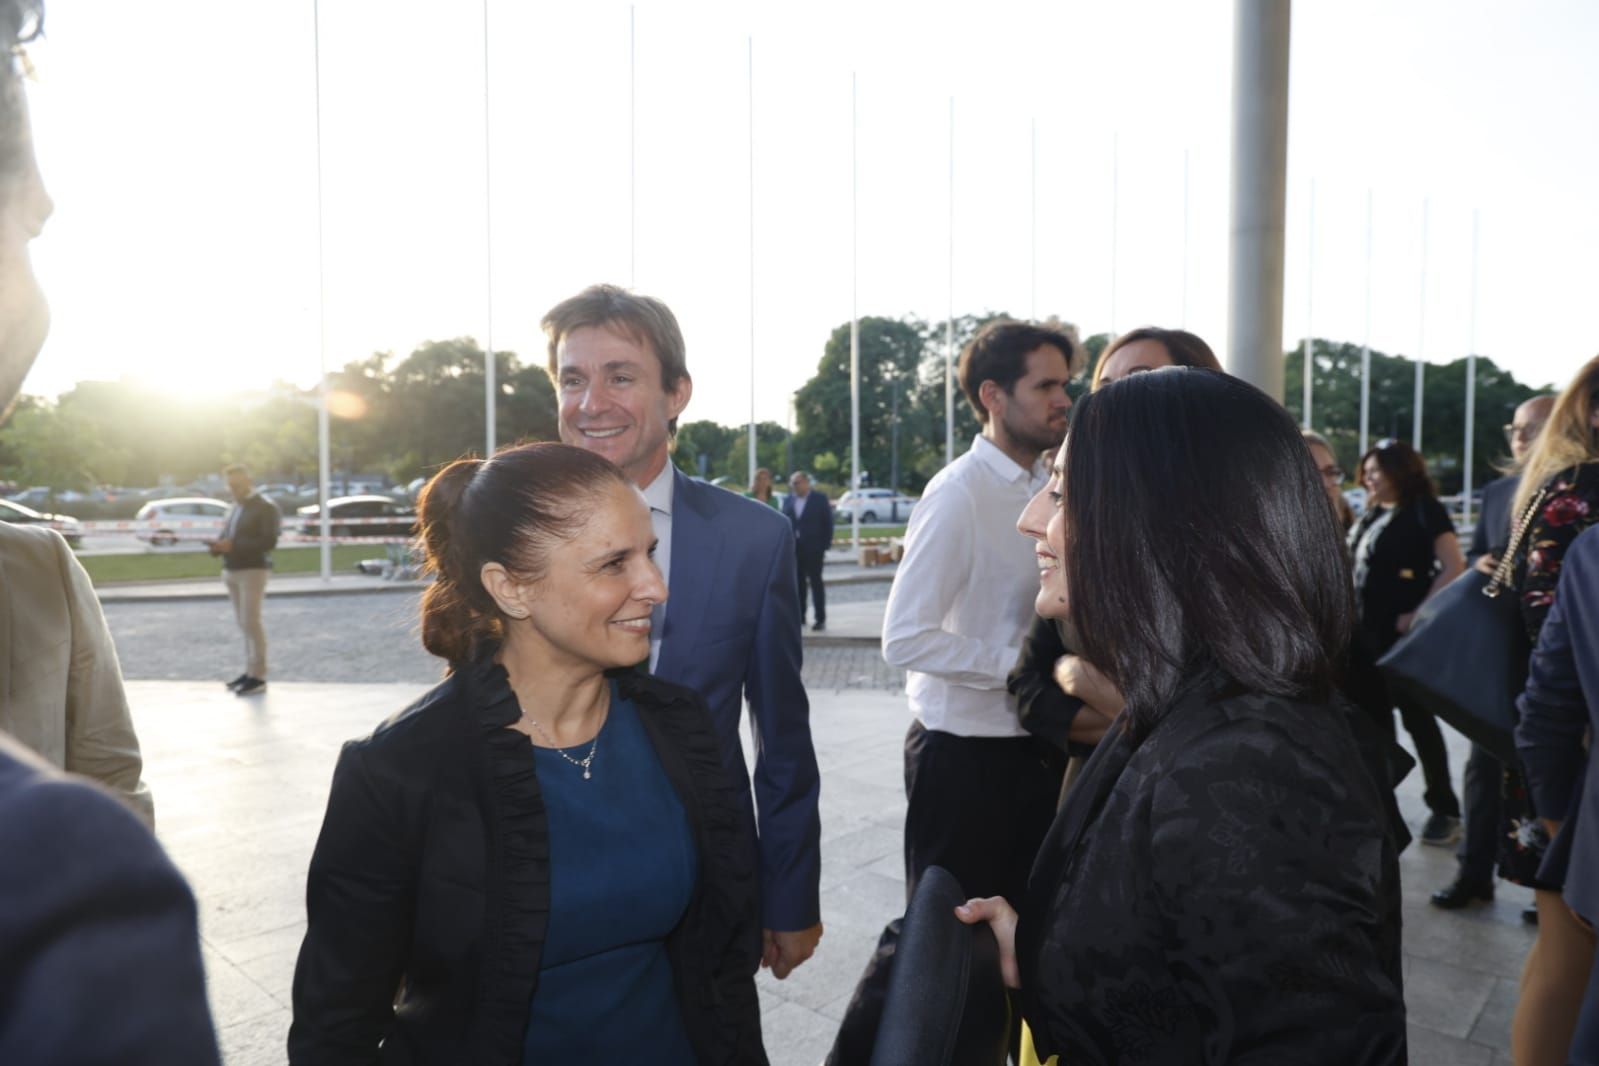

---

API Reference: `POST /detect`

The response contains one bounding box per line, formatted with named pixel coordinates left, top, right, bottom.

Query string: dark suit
left=1018, top=681, right=1406, bottom=1063
left=0, top=735, right=219, bottom=1064
left=782, top=490, right=834, bottom=627
left=659, top=469, right=822, bottom=932
left=1459, top=474, right=1521, bottom=885
left=222, top=492, right=282, bottom=570
left=1516, top=526, right=1599, bottom=1060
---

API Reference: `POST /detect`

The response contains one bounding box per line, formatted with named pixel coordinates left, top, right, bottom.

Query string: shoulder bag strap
left=1484, top=484, right=1552, bottom=598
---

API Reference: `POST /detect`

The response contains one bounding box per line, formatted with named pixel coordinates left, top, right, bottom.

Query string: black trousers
left=1458, top=743, right=1503, bottom=883
left=826, top=721, right=1066, bottom=1065
left=1366, top=624, right=1461, bottom=820
left=796, top=550, right=826, bottom=625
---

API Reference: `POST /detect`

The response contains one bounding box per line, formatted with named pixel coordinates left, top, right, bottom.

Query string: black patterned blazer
left=1016, top=679, right=1406, bottom=1065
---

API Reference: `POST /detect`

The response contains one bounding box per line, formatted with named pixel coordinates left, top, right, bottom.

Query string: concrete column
left=1226, top=0, right=1292, bottom=401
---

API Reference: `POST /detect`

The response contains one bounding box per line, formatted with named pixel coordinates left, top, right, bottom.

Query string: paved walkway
left=127, top=677, right=1530, bottom=1066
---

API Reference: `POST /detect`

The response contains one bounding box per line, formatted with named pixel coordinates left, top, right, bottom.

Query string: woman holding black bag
left=1349, top=440, right=1466, bottom=845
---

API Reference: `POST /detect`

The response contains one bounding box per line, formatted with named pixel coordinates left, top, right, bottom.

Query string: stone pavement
left=126, top=676, right=1532, bottom=1066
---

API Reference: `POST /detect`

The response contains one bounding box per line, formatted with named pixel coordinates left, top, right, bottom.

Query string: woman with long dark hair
left=1349, top=439, right=1466, bottom=844
left=963, top=369, right=1405, bottom=1063
left=289, top=442, right=765, bottom=1065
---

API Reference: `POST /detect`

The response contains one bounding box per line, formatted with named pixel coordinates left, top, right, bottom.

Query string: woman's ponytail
left=416, top=457, right=500, bottom=664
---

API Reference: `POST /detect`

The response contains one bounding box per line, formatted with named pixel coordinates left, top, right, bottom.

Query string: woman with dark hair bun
left=1349, top=439, right=1466, bottom=847
left=290, top=442, right=766, bottom=1065
left=962, top=368, right=1406, bottom=1064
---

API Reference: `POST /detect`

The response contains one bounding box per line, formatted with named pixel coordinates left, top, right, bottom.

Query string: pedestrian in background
left=782, top=471, right=832, bottom=632
left=208, top=463, right=280, bottom=696
left=1349, top=439, right=1466, bottom=845
left=1432, top=394, right=1555, bottom=914
left=746, top=466, right=778, bottom=509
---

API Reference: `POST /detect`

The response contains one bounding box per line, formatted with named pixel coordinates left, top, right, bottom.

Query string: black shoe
left=234, top=677, right=267, bottom=696
left=225, top=673, right=250, bottom=690
left=1430, top=876, right=1495, bottom=909
left=1523, top=904, right=1540, bottom=925
left=812, top=621, right=826, bottom=632
left=1419, top=814, right=1463, bottom=847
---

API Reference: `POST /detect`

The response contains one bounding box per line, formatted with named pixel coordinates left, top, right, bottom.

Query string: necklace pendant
left=583, top=768, right=592, bottom=780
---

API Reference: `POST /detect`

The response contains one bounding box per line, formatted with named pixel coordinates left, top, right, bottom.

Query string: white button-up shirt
left=881, top=434, right=1049, bottom=737
left=641, top=462, right=674, bottom=671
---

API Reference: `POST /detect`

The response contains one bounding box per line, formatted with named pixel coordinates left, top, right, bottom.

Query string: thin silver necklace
left=523, top=713, right=601, bottom=780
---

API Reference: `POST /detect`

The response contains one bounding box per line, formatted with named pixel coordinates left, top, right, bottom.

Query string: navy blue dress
left=522, top=688, right=699, bottom=1064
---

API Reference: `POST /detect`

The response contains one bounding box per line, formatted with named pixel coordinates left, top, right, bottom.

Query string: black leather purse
left=1377, top=488, right=1547, bottom=763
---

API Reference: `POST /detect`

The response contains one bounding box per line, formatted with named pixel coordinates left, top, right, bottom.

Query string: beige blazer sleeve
left=0, top=524, right=153, bottom=826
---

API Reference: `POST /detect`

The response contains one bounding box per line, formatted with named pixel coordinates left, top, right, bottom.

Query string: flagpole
left=746, top=37, right=757, bottom=489
left=1359, top=189, right=1372, bottom=458
left=1302, top=178, right=1314, bottom=428
left=1463, top=209, right=1480, bottom=528
left=482, top=0, right=496, bottom=458
left=850, top=73, right=861, bottom=551
left=944, top=95, right=955, bottom=466
left=1414, top=198, right=1429, bottom=445
left=629, top=5, right=637, bottom=286
left=312, top=0, right=331, bottom=583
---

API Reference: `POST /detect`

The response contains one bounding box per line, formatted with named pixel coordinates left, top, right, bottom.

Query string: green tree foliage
left=1285, top=339, right=1543, bottom=493
left=0, top=338, right=557, bottom=491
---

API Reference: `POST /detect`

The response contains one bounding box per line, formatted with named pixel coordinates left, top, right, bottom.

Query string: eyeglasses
left=1503, top=423, right=1541, bottom=442
left=1319, top=465, right=1346, bottom=482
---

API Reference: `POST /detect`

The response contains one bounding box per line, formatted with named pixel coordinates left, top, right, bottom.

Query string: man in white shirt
left=829, top=319, right=1077, bottom=1062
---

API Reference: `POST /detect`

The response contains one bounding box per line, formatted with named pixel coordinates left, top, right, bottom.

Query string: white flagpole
left=1030, top=117, right=1038, bottom=320
left=851, top=73, right=861, bottom=551
left=1414, top=199, right=1429, bottom=445
left=1181, top=147, right=1190, bottom=328
left=1302, top=178, right=1314, bottom=429
left=747, top=37, right=757, bottom=489
left=1463, top=209, right=1481, bottom=527
left=629, top=6, right=637, bottom=286
left=1110, top=131, right=1119, bottom=333
left=312, top=0, right=332, bottom=583
left=1359, top=189, right=1372, bottom=458
left=482, top=0, right=496, bottom=458
left=945, top=96, right=954, bottom=466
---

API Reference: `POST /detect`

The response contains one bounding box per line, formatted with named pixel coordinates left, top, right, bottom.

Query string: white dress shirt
left=792, top=492, right=808, bottom=521
left=641, top=462, right=675, bottom=671
left=881, top=435, right=1048, bottom=737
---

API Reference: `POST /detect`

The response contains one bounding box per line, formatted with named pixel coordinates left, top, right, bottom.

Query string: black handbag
left=1377, top=488, right=1547, bottom=764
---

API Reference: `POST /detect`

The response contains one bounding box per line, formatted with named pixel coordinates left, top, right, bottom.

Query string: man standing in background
left=783, top=470, right=833, bottom=632
left=209, top=463, right=280, bottom=697
left=1432, top=393, right=1556, bottom=914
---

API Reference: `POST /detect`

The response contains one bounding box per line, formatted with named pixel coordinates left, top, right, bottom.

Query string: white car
left=134, top=497, right=230, bottom=547
left=833, top=488, right=918, bottom=524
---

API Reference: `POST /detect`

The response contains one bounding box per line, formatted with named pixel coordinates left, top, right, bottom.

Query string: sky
left=20, top=0, right=1599, bottom=434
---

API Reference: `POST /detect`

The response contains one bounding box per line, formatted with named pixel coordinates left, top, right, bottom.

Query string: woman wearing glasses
left=1348, top=440, right=1466, bottom=847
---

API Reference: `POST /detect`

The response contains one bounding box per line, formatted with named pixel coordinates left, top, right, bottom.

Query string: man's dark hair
left=0, top=0, right=42, bottom=181
left=541, top=284, right=690, bottom=433
left=1063, top=369, right=1352, bottom=740
left=957, top=320, right=1078, bottom=424
left=1358, top=440, right=1435, bottom=508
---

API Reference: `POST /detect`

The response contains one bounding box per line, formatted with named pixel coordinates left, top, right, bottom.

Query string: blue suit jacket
left=782, top=490, right=835, bottom=560
left=1516, top=525, right=1599, bottom=920
left=657, top=468, right=822, bottom=930
left=1468, top=474, right=1519, bottom=561
left=0, top=736, right=220, bottom=1063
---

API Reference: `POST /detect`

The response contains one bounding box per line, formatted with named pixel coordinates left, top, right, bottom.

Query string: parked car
left=134, top=497, right=231, bottom=547
left=8, top=486, right=89, bottom=508
left=297, top=495, right=417, bottom=539
left=0, top=498, right=85, bottom=547
left=833, top=488, right=919, bottom=524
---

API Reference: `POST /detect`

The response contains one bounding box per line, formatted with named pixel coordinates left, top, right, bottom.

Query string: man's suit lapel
left=657, top=469, right=725, bottom=679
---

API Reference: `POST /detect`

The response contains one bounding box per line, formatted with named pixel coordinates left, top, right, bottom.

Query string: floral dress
left=1500, top=462, right=1599, bottom=887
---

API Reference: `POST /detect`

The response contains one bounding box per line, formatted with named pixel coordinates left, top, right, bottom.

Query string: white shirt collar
left=970, top=433, right=1042, bottom=484
left=641, top=461, right=675, bottom=516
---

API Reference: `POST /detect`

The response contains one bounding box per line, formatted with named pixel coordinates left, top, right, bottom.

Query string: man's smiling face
left=554, top=324, right=692, bottom=488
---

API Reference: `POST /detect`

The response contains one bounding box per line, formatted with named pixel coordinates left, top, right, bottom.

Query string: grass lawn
left=78, top=544, right=392, bottom=585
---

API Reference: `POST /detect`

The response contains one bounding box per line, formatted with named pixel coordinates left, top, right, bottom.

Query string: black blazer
left=1468, top=474, right=1520, bottom=562
left=223, top=493, right=281, bottom=570
left=1007, top=614, right=1093, bottom=758
left=1017, top=680, right=1406, bottom=1065
left=288, top=657, right=767, bottom=1065
left=782, top=491, right=834, bottom=559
